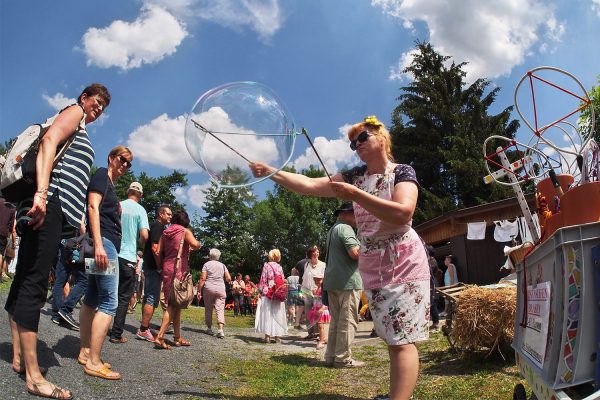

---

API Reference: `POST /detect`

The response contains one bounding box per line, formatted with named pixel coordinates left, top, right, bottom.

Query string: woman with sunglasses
left=5, top=83, right=110, bottom=400
left=250, top=116, right=429, bottom=400
left=77, top=145, right=132, bottom=381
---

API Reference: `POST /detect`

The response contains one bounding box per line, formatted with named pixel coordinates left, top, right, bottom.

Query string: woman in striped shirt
left=5, top=83, right=110, bottom=400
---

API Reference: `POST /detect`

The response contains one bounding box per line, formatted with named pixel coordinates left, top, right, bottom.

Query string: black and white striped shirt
left=47, top=111, right=95, bottom=229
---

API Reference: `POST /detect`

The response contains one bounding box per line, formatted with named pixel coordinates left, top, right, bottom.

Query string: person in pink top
left=250, top=115, right=430, bottom=400
left=154, top=209, right=201, bottom=349
left=196, top=248, right=232, bottom=338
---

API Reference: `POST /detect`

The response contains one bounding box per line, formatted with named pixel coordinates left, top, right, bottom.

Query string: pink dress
left=308, top=287, right=331, bottom=325
left=160, top=224, right=190, bottom=305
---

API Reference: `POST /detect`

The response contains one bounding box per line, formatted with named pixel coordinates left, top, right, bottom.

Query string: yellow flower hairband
left=363, top=115, right=383, bottom=127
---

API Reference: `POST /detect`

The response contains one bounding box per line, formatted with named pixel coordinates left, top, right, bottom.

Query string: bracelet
left=34, top=193, right=47, bottom=199
left=36, top=188, right=48, bottom=194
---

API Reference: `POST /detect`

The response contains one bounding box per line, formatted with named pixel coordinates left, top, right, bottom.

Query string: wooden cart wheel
left=513, top=383, right=527, bottom=400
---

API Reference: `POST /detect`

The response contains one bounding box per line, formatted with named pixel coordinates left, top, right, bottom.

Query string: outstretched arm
left=250, top=162, right=343, bottom=197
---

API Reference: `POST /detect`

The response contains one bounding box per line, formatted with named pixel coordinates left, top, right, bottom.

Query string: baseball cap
left=128, top=181, right=143, bottom=194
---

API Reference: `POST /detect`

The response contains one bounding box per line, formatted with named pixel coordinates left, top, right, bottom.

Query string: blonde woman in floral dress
left=250, top=116, right=429, bottom=400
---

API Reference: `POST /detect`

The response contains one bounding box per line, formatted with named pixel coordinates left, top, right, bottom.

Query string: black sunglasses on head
left=117, top=155, right=132, bottom=168
left=350, top=130, right=372, bottom=151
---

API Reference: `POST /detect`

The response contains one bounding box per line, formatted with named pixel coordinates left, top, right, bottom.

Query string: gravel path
left=0, top=293, right=378, bottom=399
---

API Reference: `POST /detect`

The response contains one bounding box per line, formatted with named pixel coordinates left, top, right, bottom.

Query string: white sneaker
left=206, top=328, right=214, bottom=335
left=216, top=329, right=224, bottom=338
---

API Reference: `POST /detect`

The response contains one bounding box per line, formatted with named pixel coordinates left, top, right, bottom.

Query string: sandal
left=84, top=365, right=121, bottom=380
left=154, top=337, right=171, bottom=350
left=13, top=365, right=48, bottom=375
left=27, top=381, right=73, bottom=399
left=173, top=336, right=190, bottom=347
left=77, top=356, right=112, bottom=370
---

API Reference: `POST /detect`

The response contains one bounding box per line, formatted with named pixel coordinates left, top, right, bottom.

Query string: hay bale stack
left=451, top=286, right=516, bottom=356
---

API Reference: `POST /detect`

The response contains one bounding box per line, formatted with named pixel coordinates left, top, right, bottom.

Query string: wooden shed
left=415, top=194, right=536, bottom=285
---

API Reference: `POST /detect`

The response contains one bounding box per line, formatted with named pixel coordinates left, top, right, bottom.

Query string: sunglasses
left=116, top=155, right=132, bottom=168
left=350, top=130, right=372, bottom=151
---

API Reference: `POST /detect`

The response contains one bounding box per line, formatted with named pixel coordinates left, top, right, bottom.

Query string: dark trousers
left=51, top=244, right=87, bottom=317
left=243, top=295, right=253, bottom=315
left=430, top=291, right=440, bottom=324
left=110, top=257, right=136, bottom=339
left=233, top=293, right=244, bottom=316
left=5, top=195, right=64, bottom=332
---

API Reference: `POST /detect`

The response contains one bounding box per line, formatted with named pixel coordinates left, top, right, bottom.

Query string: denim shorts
left=83, top=238, right=119, bottom=316
left=143, top=268, right=162, bottom=307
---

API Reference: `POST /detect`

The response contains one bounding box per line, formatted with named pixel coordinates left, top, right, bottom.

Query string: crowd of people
left=1, top=84, right=441, bottom=400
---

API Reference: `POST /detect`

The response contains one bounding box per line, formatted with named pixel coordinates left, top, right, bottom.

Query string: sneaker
left=216, top=330, right=224, bottom=339
left=206, top=328, right=214, bottom=336
left=58, top=310, right=80, bottom=331
left=334, top=359, right=365, bottom=368
left=51, top=316, right=61, bottom=325
left=136, top=328, right=155, bottom=342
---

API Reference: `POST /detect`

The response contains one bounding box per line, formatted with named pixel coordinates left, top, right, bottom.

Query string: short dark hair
left=171, top=209, right=190, bottom=228
left=78, top=83, right=111, bottom=107
left=307, top=245, right=319, bottom=258
left=157, top=204, right=170, bottom=214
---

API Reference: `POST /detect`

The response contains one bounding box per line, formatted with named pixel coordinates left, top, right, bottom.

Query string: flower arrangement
left=364, top=115, right=383, bottom=127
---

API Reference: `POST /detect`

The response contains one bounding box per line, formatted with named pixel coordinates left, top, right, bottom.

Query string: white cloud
left=374, top=0, right=565, bottom=82
left=127, top=108, right=283, bottom=182
left=593, top=0, right=600, bottom=17
left=185, top=183, right=211, bottom=208
left=42, top=93, right=76, bottom=111
left=389, top=49, right=418, bottom=82
left=292, top=124, right=359, bottom=174
left=194, top=0, right=285, bottom=41
left=127, top=113, right=200, bottom=171
left=81, top=5, right=187, bottom=70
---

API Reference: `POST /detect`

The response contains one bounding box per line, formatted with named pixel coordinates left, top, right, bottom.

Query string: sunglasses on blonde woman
left=349, top=130, right=372, bottom=151
left=117, top=155, right=132, bottom=168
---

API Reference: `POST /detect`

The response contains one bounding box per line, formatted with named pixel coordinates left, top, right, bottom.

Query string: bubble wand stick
left=301, top=127, right=332, bottom=181
left=191, top=118, right=252, bottom=164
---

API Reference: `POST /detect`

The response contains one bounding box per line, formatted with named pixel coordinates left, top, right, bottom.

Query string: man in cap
left=323, top=202, right=364, bottom=368
left=109, top=182, right=149, bottom=343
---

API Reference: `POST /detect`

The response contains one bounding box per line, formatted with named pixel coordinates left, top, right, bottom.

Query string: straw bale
left=450, top=286, right=516, bottom=357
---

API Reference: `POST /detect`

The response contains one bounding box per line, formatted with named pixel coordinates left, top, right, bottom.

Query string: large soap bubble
left=185, top=81, right=297, bottom=188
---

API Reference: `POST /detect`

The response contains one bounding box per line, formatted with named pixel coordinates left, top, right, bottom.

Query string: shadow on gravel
left=0, top=338, right=61, bottom=368
left=162, top=390, right=365, bottom=399
left=52, top=334, right=81, bottom=359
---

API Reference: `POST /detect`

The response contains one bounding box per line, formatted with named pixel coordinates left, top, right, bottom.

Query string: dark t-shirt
left=295, top=258, right=308, bottom=284
left=87, top=167, right=122, bottom=252
left=143, top=221, right=166, bottom=270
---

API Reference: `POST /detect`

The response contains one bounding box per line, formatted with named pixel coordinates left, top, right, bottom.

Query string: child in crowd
left=286, top=267, right=301, bottom=325
left=308, top=272, right=330, bottom=349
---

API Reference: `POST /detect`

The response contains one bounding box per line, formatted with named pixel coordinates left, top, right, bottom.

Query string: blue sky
left=2, top=0, right=599, bottom=213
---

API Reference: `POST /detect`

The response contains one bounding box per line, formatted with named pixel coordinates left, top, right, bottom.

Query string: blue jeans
left=143, top=269, right=162, bottom=308
left=83, top=238, right=119, bottom=316
left=233, top=293, right=244, bottom=316
left=51, top=244, right=88, bottom=318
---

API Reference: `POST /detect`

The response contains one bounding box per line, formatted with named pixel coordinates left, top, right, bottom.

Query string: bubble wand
left=190, top=118, right=252, bottom=164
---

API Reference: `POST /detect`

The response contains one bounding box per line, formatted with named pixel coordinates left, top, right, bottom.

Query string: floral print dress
left=343, top=162, right=430, bottom=345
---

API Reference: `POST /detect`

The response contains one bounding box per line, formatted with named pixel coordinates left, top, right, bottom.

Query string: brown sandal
left=27, top=381, right=73, bottom=399
left=154, top=337, right=171, bottom=350
left=173, top=336, right=190, bottom=346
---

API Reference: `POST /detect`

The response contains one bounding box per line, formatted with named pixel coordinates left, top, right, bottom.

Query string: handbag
left=63, top=232, right=95, bottom=266
left=265, top=262, right=287, bottom=302
left=1, top=107, right=81, bottom=202
left=170, top=233, right=194, bottom=309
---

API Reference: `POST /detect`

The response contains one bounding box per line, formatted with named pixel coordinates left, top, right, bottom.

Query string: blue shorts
left=83, top=238, right=119, bottom=316
left=143, top=268, right=162, bottom=307
left=287, top=290, right=304, bottom=306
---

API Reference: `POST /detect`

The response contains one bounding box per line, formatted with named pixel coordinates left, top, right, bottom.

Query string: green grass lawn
left=189, top=330, right=529, bottom=400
